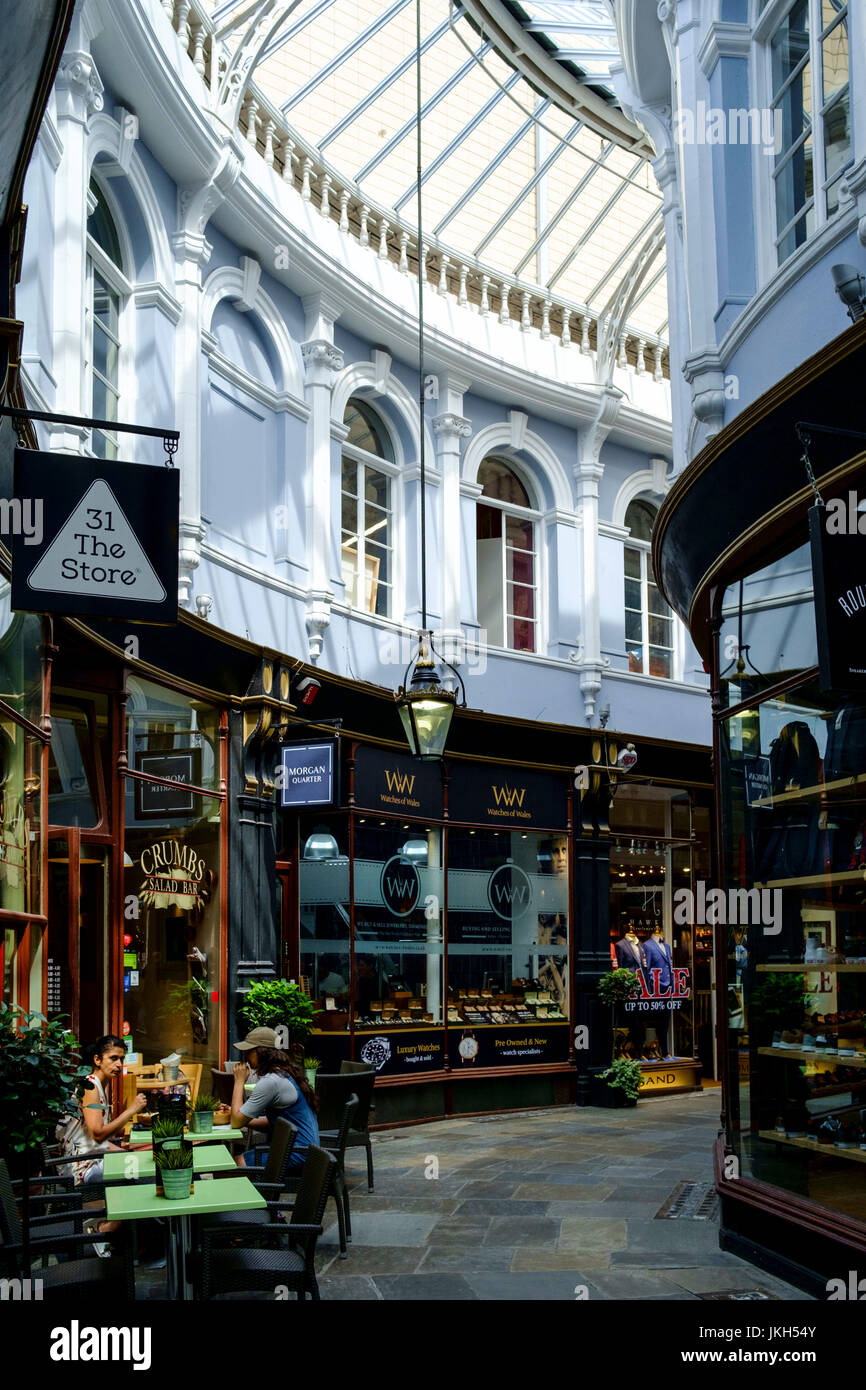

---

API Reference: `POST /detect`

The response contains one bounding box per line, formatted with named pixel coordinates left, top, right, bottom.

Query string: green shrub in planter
left=157, top=1142, right=193, bottom=1200
left=304, top=1057, right=321, bottom=1088
left=599, top=1057, right=644, bottom=1104
left=596, top=969, right=643, bottom=1006
left=239, top=979, right=315, bottom=1052
left=190, top=1092, right=218, bottom=1133
left=0, top=1002, right=91, bottom=1174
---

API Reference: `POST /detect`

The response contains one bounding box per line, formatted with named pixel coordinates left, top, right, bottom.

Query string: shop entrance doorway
left=47, top=830, right=112, bottom=1047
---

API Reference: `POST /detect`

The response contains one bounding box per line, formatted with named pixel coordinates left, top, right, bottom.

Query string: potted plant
left=304, top=1056, right=321, bottom=1089
left=190, top=1092, right=219, bottom=1134
left=238, top=979, right=315, bottom=1056
left=599, top=1057, right=644, bottom=1106
left=0, top=1003, right=91, bottom=1179
left=597, top=969, right=644, bottom=1006
left=156, top=1142, right=194, bottom=1200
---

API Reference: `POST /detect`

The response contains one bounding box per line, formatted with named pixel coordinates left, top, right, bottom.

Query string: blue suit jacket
left=642, top=935, right=673, bottom=993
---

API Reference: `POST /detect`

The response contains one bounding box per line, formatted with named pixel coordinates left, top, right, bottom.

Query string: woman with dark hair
left=230, top=1034, right=319, bottom=1170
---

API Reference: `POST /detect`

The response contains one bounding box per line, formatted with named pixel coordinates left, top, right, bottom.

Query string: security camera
left=296, top=675, right=321, bottom=707
left=831, top=264, right=866, bottom=323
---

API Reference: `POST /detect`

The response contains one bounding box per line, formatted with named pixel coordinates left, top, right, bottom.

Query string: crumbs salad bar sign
left=138, top=838, right=212, bottom=911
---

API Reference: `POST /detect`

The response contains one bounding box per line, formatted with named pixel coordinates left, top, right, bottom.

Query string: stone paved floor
left=310, top=1089, right=811, bottom=1301
left=132, top=1090, right=811, bottom=1299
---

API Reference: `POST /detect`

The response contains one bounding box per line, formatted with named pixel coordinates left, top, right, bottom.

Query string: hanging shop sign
left=810, top=500, right=866, bottom=691
left=11, top=449, right=179, bottom=624
left=351, top=744, right=443, bottom=818
left=134, top=748, right=202, bottom=818
left=280, top=741, right=335, bottom=808
left=447, top=761, right=568, bottom=829
left=137, top=838, right=213, bottom=911
left=743, top=755, right=772, bottom=808
left=448, top=1022, right=569, bottom=1068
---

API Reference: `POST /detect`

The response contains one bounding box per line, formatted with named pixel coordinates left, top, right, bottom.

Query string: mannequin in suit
left=643, top=929, right=673, bottom=991
left=615, top=931, right=645, bottom=972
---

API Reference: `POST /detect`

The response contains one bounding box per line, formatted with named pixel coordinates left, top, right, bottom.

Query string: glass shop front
left=282, top=742, right=574, bottom=1098
left=718, top=540, right=866, bottom=1229
left=0, top=590, right=229, bottom=1082
left=607, top=784, right=713, bottom=1093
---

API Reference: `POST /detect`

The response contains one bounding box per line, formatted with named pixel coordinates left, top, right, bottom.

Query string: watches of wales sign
left=11, top=450, right=179, bottom=624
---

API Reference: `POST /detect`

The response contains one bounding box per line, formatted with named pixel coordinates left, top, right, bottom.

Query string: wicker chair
left=195, top=1145, right=336, bottom=1300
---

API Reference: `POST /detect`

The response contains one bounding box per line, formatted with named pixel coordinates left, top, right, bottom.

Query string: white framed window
left=475, top=457, right=538, bottom=653
left=765, top=0, right=850, bottom=265
left=86, top=179, right=126, bottom=459
left=341, top=398, right=395, bottom=617
left=623, top=498, right=674, bottom=679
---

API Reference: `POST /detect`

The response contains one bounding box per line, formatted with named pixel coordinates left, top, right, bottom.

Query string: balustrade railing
left=161, top=0, right=669, bottom=381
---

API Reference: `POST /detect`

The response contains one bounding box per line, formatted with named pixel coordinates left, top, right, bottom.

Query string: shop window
left=122, top=682, right=223, bottom=1072
left=719, top=663, right=866, bottom=1220
left=719, top=545, right=817, bottom=708
left=608, top=789, right=709, bottom=1075
left=350, top=820, right=444, bottom=1035
left=87, top=179, right=125, bottom=459
left=475, top=457, right=537, bottom=653
left=767, top=0, right=850, bottom=265
left=47, top=697, right=104, bottom=828
left=0, top=588, right=43, bottom=729
left=298, top=814, right=351, bottom=1029
left=623, top=498, right=674, bottom=678
left=446, top=828, right=569, bottom=1025
left=341, top=398, right=394, bottom=617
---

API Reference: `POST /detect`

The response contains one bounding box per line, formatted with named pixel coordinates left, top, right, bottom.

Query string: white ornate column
left=845, top=0, right=866, bottom=248
left=432, top=374, right=471, bottom=665
left=173, top=138, right=244, bottom=606
left=51, top=16, right=104, bottom=451
left=301, top=293, right=343, bottom=662
left=575, top=386, right=623, bottom=723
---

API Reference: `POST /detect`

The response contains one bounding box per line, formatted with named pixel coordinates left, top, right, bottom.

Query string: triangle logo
left=27, top=479, right=166, bottom=604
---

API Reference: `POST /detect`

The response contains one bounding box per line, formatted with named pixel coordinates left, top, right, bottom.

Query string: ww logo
left=491, top=784, right=526, bottom=807
left=380, top=855, right=421, bottom=917
left=487, top=860, right=533, bottom=920
left=384, top=770, right=416, bottom=795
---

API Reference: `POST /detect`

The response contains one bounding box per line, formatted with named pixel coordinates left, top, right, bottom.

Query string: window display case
left=719, top=554, right=866, bottom=1226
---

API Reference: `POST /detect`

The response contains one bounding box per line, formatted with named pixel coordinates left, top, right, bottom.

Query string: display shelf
left=755, top=870, right=865, bottom=889
left=755, top=962, right=866, bottom=972
left=758, top=1046, right=866, bottom=1066
left=758, top=1131, right=866, bottom=1165
left=749, top=772, right=866, bottom=808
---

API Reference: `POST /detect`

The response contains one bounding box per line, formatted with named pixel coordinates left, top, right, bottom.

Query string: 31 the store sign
left=137, top=838, right=212, bottom=911
left=11, top=449, right=179, bottom=624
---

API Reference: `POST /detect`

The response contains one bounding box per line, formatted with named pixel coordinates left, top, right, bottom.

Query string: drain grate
left=701, top=1290, right=779, bottom=1301
left=655, top=1180, right=719, bottom=1220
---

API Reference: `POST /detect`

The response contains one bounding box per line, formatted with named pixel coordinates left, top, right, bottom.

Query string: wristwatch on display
left=458, top=1031, right=479, bottom=1065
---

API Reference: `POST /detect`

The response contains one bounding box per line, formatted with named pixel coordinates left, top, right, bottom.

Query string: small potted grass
left=151, top=1114, right=186, bottom=1194
left=157, top=1142, right=194, bottom=1200
left=190, top=1092, right=219, bottom=1134
left=304, top=1056, right=321, bottom=1089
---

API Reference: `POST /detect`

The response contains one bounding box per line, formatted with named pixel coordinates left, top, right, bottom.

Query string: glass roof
left=203, top=0, right=667, bottom=342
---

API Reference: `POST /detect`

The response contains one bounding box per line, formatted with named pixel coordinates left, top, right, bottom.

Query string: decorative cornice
left=698, top=22, right=752, bottom=77
left=301, top=339, right=343, bottom=375
left=171, top=228, right=213, bottom=268
left=132, top=282, right=183, bottom=324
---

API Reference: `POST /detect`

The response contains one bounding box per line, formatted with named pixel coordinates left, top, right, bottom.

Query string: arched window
left=624, top=498, right=673, bottom=678
left=476, top=457, right=537, bottom=653
left=341, top=398, right=394, bottom=617
left=86, top=179, right=125, bottom=458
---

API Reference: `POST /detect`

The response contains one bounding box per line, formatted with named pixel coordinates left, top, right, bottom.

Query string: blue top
left=240, top=1072, right=319, bottom=1168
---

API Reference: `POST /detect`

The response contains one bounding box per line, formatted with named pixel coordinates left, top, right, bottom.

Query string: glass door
left=46, top=829, right=111, bottom=1045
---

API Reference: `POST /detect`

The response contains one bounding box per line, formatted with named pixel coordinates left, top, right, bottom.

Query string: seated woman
left=230, top=1040, right=319, bottom=1170
left=59, top=1034, right=147, bottom=1254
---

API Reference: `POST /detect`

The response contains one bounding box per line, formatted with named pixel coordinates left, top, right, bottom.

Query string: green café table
left=103, top=1144, right=237, bottom=1183
left=105, top=1175, right=267, bottom=1301
left=129, top=1126, right=245, bottom=1146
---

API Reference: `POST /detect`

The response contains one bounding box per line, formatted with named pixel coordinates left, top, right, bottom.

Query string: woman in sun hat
left=231, top=1026, right=319, bottom=1169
